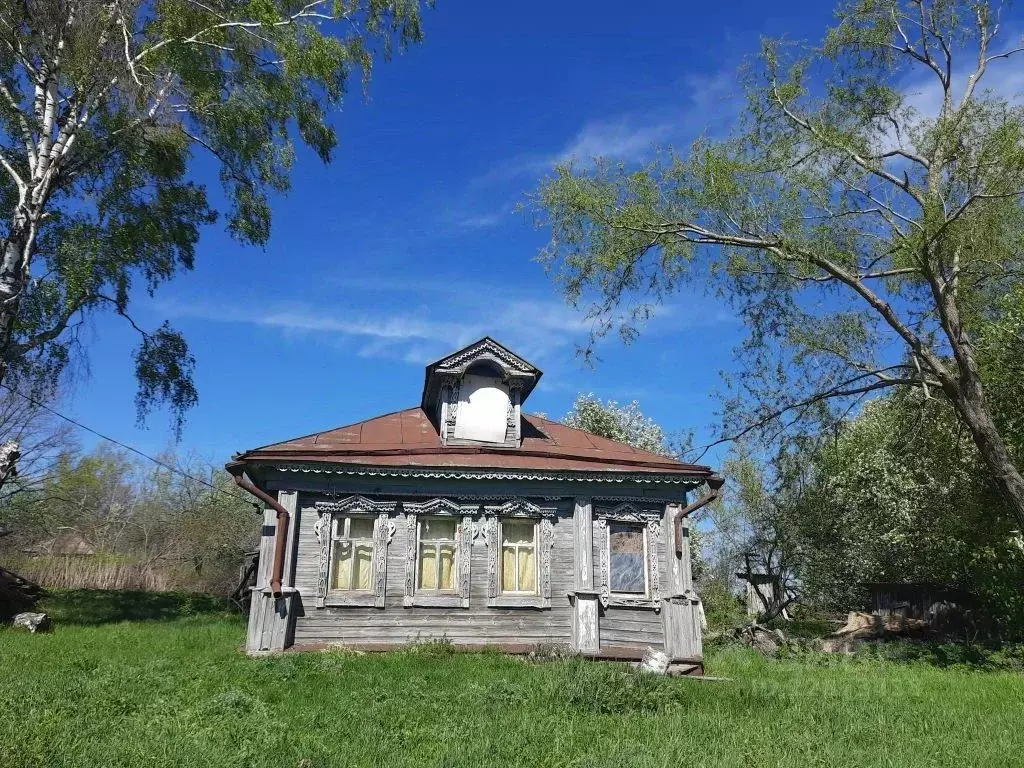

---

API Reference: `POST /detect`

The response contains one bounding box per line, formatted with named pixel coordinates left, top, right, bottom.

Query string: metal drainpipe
left=227, top=464, right=290, bottom=598
left=674, top=475, right=725, bottom=555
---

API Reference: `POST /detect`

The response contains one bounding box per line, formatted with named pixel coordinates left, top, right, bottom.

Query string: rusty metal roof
left=235, top=407, right=712, bottom=476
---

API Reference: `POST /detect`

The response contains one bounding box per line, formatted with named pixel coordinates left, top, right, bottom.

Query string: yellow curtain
left=353, top=544, right=373, bottom=590
left=502, top=547, right=517, bottom=591
left=419, top=545, right=437, bottom=589
left=438, top=545, right=455, bottom=590
left=518, top=548, right=536, bottom=592
left=331, top=543, right=352, bottom=590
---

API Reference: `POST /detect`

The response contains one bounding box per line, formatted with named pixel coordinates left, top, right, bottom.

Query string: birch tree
left=0, top=0, right=426, bottom=434
left=532, top=0, right=1024, bottom=524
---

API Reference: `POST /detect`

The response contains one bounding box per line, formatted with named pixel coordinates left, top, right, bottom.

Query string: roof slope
left=236, top=407, right=712, bottom=476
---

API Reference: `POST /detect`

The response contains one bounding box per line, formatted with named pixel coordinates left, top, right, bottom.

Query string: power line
left=0, top=383, right=260, bottom=510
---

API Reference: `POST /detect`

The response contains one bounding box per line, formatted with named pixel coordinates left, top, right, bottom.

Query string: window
left=330, top=516, right=375, bottom=591
left=608, top=522, right=647, bottom=595
left=483, top=500, right=554, bottom=609
left=501, top=519, right=537, bottom=594
left=596, top=509, right=663, bottom=611
left=453, top=372, right=511, bottom=444
left=417, top=517, right=458, bottom=592
left=403, top=500, right=473, bottom=608
left=313, top=496, right=397, bottom=609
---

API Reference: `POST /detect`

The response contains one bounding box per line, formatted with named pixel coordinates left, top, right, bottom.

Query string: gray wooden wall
left=288, top=492, right=671, bottom=652
left=292, top=496, right=577, bottom=648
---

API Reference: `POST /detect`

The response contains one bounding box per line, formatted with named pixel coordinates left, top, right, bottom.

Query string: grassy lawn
left=2, top=590, right=1023, bottom=767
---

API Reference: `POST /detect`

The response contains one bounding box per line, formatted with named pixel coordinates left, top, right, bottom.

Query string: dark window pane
left=609, top=523, right=646, bottom=593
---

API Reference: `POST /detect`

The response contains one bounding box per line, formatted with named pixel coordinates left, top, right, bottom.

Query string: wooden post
left=246, top=490, right=299, bottom=654
left=662, top=501, right=702, bottom=662
left=571, top=497, right=600, bottom=655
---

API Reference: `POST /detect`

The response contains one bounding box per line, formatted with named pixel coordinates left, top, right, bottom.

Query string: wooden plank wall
left=591, top=518, right=667, bottom=651
left=292, top=497, right=576, bottom=648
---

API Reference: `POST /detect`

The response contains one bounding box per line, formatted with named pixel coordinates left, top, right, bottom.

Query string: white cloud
left=555, top=117, right=677, bottom=165
left=160, top=285, right=592, bottom=368
left=470, top=65, right=745, bottom=189
left=454, top=211, right=504, bottom=230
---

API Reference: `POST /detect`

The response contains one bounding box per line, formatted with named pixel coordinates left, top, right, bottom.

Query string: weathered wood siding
left=292, top=496, right=575, bottom=648
left=600, top=607, right=664, bottom=649
left=591, top=516, right=667, bottom=651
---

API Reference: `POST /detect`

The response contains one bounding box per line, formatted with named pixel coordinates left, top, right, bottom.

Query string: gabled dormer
left=421, top=338, right=542, bottom=448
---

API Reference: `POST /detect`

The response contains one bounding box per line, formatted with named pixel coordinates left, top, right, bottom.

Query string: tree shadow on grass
left=39, top=588, right=240, bottom=626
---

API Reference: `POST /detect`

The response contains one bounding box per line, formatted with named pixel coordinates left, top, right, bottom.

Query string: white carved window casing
left=595, top=503, right=663, bottom=611
left=483, top=499, right=555, bottom=609
left=314, top=497, right=397, bottom=609
left=452, top=372, right=510, bottom=444
left=403, top=499, right=474, bottom=608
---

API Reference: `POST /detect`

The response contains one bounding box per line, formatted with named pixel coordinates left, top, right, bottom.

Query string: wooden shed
left=866, top=582, right=976, bottom=623
left=228, top=338, right=719, bottom=671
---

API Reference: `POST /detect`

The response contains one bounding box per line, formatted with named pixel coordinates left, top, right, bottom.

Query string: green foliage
left=3, top=591, right=1024, bottom=767
left=699, top=575, right=747, bottom=632
left=789, top=385, right=1024, bottom=634
left=1, top=0, right=428, bottom=428
left=38, top=587, right=235, bottom=626
left=0, top=445, right=258, bottom=595
left=562, top=393, right=670, bottom=455
left=530, top=0, right=1024, bottom=520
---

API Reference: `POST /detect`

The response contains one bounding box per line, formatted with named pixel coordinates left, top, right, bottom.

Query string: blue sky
left=64, top=0, right=848, bottom=467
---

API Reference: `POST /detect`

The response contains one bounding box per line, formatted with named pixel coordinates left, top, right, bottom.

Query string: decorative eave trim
left=314, top=495, right=399, bottom=514
left=262, top=461, right=707, bottom=486
left=434, top=338, right=538, bottom=375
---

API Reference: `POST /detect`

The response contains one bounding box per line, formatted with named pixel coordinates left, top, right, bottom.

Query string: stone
left=12, top=612, right=50, bottom=633
left=729, top=623, right=786, bottom=656
left=639, top=647, right=670, bottom=675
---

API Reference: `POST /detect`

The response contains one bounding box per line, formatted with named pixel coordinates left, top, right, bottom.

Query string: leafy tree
left=0, top=389, right=72, bottom=508
left=563, top=393, right=670, bottom=455
left=561, top=393, right=705, bottom=573
left=0, top=443, right=257, bottom=594
left=0, top=0, right=427, bottom=436
left=532, top=0, right=1024, bottom=523
left=712, top=447, right=805, bottom=622
left=791, top=388, right=1024, bottom=635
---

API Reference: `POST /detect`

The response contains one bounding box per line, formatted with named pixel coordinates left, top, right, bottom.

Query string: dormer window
left=453, top=369, right=510, bottom=443
left=421, top=337, right=542, bottom=448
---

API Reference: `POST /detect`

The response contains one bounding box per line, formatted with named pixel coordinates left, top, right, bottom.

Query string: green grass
left=2, top=590, right=1024, bottom=767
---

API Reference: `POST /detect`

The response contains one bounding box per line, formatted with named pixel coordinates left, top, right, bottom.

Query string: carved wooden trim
left=402, top=499, right=475, bottom=608
left=444, top=378, right=460, bottom=442
left=435, top=338, right=536, bottom=374
left=483, top=515, right=499, bottom=598
left=315, top=496, right=397, bottom=609
left=315, top=496, right=398, bottom=515
left=539, top=517, right=555, bottom=608
left=484, top=504, right=556, bottom=608
left=404, top=514, right=417, bottom=601
left=595, top=509, right=662, bottom=611
left=315, top=511, right=331, bottom=608
left=597, top=502, right=663, bottom=524
left=458, top=514, right=472, bottom=608
left=275, top=463, right=705, bottom=487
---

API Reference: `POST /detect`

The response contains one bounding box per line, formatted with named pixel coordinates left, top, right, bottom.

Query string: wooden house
left=227, top=338, right=721, bottom=670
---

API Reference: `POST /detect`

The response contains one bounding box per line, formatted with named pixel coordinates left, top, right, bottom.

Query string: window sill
left=404, top=594, right=468, bottom=608
left=604, top=595, right=661, bottom=612
left=321, top=592, right=378, bottom=608
left=487, top=595, right=550, bottom=610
